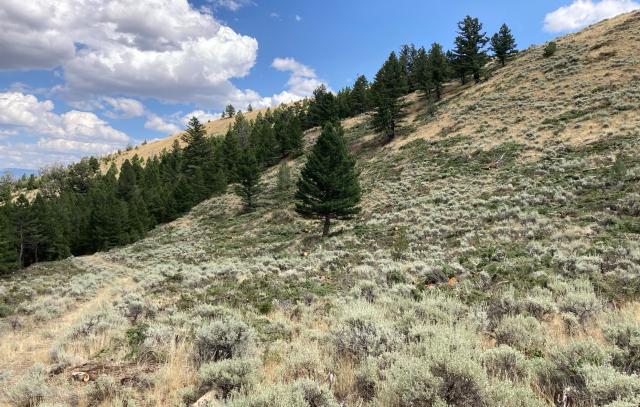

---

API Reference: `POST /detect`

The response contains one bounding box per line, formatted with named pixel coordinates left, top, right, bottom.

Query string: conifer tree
left=351, top=75, right=370, bottom=114
left=308, top=85, right=338, bottom=127
left=490, top=24, right=517, bottom=66
left=371, top=52, right=407, bottom=143
left=181, top=116, right=211, bottom=174
left=295, top=123, right=361, bottom=237
left=426, top=43, right=449, bottom=100
left=0, top=204, right=18, bottom=274
left=225, top=104, right=236, bottom=118
left=234, top=148, right=262, bottom=211
left=222, top=127, right=240, bottom=182
left=453, top=16, right=489, bottom=83
left=276, top=161, right=292, bottom=195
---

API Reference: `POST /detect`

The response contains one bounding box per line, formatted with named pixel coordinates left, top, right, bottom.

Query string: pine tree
left=181, top=116, right=211, bottom=175
left=351, top=75, right=369, bottom=114
left=490, top=24, right=517, bottom=66
left=222, top=127, right=241, bottom=182
left=295, top=123, right=361, bottom=237
left=399, top=44, right=418, bottom=91
left=0, top=204, right=18, bottom=274
left=308, top=85, right=338, bottom=127
left=234, top=148, right=262, bottom=211
left=453, top=16, right=489, bottom=84
left=426, top=43, right=449, bottom=100
left=232, top=112, right=251, bottom=148
left=371, top=52, right=407, bottom=143
left=225, top=104, right=236, bottom=118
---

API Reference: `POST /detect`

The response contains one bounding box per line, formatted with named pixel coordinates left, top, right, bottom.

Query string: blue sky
left=1, top=0, right=638, bottom=170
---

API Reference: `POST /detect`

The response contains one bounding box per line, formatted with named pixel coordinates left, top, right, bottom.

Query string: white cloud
left=295, top=15, right=302, bottom=22
left=270, top=12, right=280, bottom=18
left=256, top=57, right=326, bottom=107
left=211, top=0, right=255, bottom=11
left=0, top=0, right=259, bottom=106
left=182, top=110, right=221, bottom=125
left=144, top=114, right=180, bottom=135
left=544, top=0, right=639, bottom=32
left=0, top=91, right=129, bottom=168
left=103, top=97, right=145, bottom=119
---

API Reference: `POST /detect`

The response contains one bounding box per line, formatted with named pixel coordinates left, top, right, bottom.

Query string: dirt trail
left=0, top=253, right=137, bottom=387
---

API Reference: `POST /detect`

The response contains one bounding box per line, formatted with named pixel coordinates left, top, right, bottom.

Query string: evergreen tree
left=222, top=127, right=241, bottom=182
left=351, top=75, right=370, bottom=114
left=225, top=104, right=236, bottom=118
left=232, top=112, right=251, bottom=147
left=453, top=16, right=489, bottom=83
left=295, top=123, right=361, bottom=237
left=0, top=204, right=18, bottom=274
left=371, top=52, right=407, bottom=143
left=308, top=85, right=338, bottom=127
left=234, top=148, right=262, bottom=211
left=426, top=43, right=449, bottom=100
left=399, top=44, right=418, bottom=91
left=181, top=116, right=211, bottom=175
left=490, top=24, right=517, bottom=66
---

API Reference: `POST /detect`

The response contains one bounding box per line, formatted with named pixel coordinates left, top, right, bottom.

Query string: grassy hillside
left=2, top=11, right=640, bottom=407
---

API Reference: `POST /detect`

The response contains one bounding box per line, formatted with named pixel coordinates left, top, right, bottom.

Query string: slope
left=2, top=11, right=640, bottom=407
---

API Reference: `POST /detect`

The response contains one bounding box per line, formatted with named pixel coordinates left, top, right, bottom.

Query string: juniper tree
left=453, top=16, right=489, bottom=83
left=295, top=123, right=361, bottom=237
left=490, top=24, right=517, bottom=66
left=234, top=148, right=262, bottom=211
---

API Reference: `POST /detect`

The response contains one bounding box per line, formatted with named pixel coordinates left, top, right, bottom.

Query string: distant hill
left=1, top=168, right=38, bottom=179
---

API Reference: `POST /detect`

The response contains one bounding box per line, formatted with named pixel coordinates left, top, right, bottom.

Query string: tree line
left=0, top=15, right=516, bottom=274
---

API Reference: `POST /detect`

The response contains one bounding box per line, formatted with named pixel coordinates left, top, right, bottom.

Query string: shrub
left=68, top=306, right=124, bottom=339
left=194, top=318, right=255, bottom=364
left=487, top=381, right=548, bottom=407
left=349, top=280, right=378, bottom=303
left=226, top=383, right=307, bottom=407
left=580, top=364, right=640, bottom=405
left=86, top=374, right=118, bottom=403
left=431, top=356, right=489, bottom=407
left=481, top=345, right=530, bottom=382
left=333, top=316, right=397, bottom=360
left=294, top=379, right=340, bottom=407
left=494, top=315, right=545, bottom=355
left=604, top=321, right=640, bottom=374
left=354, top=357, right=379, bottom=402
left=278, top=342, right=324, bottom=381
left=558, top=285, right=603, bottom=326
left=543, top=41, right=557, bottom=58
left=4, top=363, right=50, bottom=407
left=375, top=356, right=443, bottom=407
left=198, top=358, right=258, bottom=399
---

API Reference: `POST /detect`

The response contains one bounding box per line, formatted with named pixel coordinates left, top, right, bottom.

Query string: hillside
left=2, top=11, right=640, bottom=407
left=102, top=108, right=268, bottom=171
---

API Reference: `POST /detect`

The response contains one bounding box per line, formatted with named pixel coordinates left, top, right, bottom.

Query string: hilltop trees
left=490, top=24, right=517, bottom=66
left=295, top=123, right=361, bottom=237
left=371, top=52, right=407, bottom=143
left=453, top=16, right=489, bottom=83
left=426, top=43, right=449, bottom=100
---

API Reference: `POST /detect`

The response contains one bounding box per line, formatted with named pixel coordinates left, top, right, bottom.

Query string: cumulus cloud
left=144, top=114, right=180, bottom=135
left=103, top=97, right=145, bottom=119
left=182, top=110, right=221, bottom=125
left=544, top=0, right=639, bottom=32
left=0, top=91, right=129, bottom=167
left=0, top=0, right=259, bottom=106
left=255, top=57, right=326, bottom=107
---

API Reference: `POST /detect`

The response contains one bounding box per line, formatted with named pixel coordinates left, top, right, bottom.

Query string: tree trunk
left=322, top=215, right=331, bottom=237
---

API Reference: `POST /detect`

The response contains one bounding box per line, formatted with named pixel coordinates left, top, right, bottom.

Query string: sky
left=0, top=0, right=638, bottom=170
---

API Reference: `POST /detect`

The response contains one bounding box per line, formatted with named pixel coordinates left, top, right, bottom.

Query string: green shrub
left=198, top=358, right=258, bottom=399
left=431, top=356, right=489, bottom=407
left=333, top=315, right=397, bottom=360
left=375, top=356, right=443, bottom=407
left=604, top=321, right=640, bottom=374
left=481, top=345, right=530, bottom=382
left=580, top=364, right=640, bottom=405
left=543, top=41, right=557, bottom=58
left=487, top=381, right=548, bottom=407
left=293, top=379, right=339, bottom=407
left=354, top=357, right=379, bottom=402
left=0, top=303, right=14, bottom=318
left=494, top=315, right=545, bottom=355
left=558, top=286, right=603, bottom=325
left=226, top=383, right=307, bottom=407
left=4, top=363, right=50, bottom=406
left=195, top=317, right=255, bottom=364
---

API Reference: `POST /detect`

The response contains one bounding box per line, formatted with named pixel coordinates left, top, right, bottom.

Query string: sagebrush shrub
left=375, top=356, right=443, bottom=407
left=86, top=374, right=119, bottom=403
left=604, top=321, right=640, bottom=374
left=293, top=379, right=340, bottom=407
left=333, top=315, right=397, bottom=360
left=481, top=345, right=530, bottom=382
left=195, top=317, right=255, bottom=364
left=580, top=364, right=640, bottom=405
left=226, top=383, right=307, bottom=407
left=487, top=381, right=548, bottom=407
left=198, top=358, right=258, bottom=399
left=4, top=363, right=50, bottom=407
left=494, top=315, right=545, bottom=354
